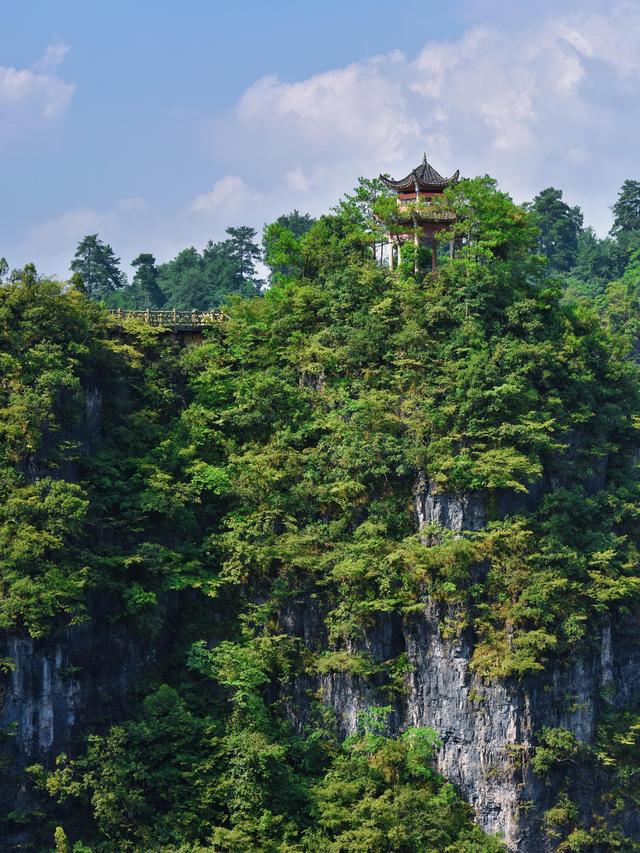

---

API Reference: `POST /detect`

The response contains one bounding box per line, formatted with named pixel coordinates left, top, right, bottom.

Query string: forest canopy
left=2, top=173, right=640, bottom=851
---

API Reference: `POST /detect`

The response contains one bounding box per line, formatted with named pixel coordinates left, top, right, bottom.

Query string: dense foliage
left=542, top=179, right=640, bottom=300
left=129, top=253, right=163, bottom=308
left=2, top=172, right=640, bottom=850
left=262, top=210, right=315, bottom=284
left=525, top=187, right=583, bottom=272
left=102, top=226, right=265, bottom=310
left=70, top=235, right=127, bottom=300
left=31, top=691, right=503, bottom=852
left=530, top=713, right=640, bottom=851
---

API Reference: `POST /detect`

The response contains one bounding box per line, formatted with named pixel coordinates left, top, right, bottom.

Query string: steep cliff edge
left=3, top=541, right=637, bottom=851
left=280, top=478, right=640, bottom=850
left=3, top=181, right=640, bottom=850
left=307, top=604, right=640, bottom=850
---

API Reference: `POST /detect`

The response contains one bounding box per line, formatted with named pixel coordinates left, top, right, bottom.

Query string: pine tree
left=157, top=228, right=263, bottom=310
left=70, top=234, right=126, bottom=300
left=527, top=187, right=583, bottom=271
left=611, top=179, right=640, bottom=236
left=224, top=226, right=263, bottom=291
left=131, top=253, right=163, bottom=308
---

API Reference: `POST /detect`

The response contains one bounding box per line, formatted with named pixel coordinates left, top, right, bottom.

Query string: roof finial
left=423, top=152, right=428, bottom=165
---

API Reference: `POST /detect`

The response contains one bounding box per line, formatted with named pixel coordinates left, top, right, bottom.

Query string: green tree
left=158, top=228, right=263, bottom=309
left=336, top=175, right=394, bottom=229
left=53, top=826, right=69, bottom=853
left=600, top=248, right=640, bottom=357
left=445, top=175, right=539, bottom=260
left=608, top=179, right=640, bottom=272
left=262, top=210, right=315, bottom=282
left=32, top=683, right=503, bottom=852
left=70, top=234, right=126, bottom=300
left=158, top=246, right=204, bottom=308
left=305, top=728, right=504, bottom=852
left=272, top=210, right=315, bottom=239
left=6, top=172, right=640, bottom=852
left=131, top=252, right=163, bottom=308
left=526, top=187, right=583, bottom=271
left=9, top=262, right=38, bottom=284
left=224, top=225, right=263, bottom=290
left=611, top=179, right=640, bottom=236
left=570, top=227, right=623, bottom=293
left=68, top=271, right=87, bottom=294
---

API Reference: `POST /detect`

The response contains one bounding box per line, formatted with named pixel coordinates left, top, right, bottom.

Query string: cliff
left=303, top=602, right=640, bottom=850
left=2, top=183, right=640, bottom=850
left=279, top=475, right=640, bottom=850
left=0, top=622, right=156, bottom=838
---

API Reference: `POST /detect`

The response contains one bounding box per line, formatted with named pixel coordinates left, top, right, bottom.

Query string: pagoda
left=380, top=154, right=459, bottom=271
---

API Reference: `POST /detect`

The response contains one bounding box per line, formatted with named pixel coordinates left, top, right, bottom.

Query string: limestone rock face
left=280, top=478, right=640, bottom=850
left=0, top=621, right=156, bottom=844
left=0, top=370, right=636, bottom=853
left=414, top=473, right=488, bottom=532
left=413, top=472, right=547, bottom=535
left=402, top=610, right=640, bottom=850
left=4, top=602, right=636, bottom=851
left=293, top=599, right=640, bottom=850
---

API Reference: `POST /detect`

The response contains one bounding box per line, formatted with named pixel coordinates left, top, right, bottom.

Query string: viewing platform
left=108, top=309, right=227, bottom=331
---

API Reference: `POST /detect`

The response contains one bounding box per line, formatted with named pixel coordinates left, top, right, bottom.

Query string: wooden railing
left=109, top=309, right=227, bottom=329
left=395, top=203, right=456, bottom=221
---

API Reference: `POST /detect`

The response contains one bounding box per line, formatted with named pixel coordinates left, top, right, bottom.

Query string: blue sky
left=3, top=0, right=640, bottom=277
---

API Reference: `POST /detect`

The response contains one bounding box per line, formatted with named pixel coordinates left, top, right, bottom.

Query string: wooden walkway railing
left=109, top=309, right=227, bottom=329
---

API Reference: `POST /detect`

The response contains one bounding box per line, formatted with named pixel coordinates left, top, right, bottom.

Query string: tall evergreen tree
left=271, top=210, right=315, bottom=240
left=70, top=235, right=126, bottom=300
left=570, top=227, right=626, bottom=295
left=131, top=253, right=163, bottom=308
left=159, top=247, right=208, bottom=308
left=611, top=179, right=640, bottom=236
left=526, top=187, right=583, bottom=271
left=158, top=228, right=263, bottom=309
left=224, top=226, right=263, bottom=290
left=335, top=175, right=394, bottom=227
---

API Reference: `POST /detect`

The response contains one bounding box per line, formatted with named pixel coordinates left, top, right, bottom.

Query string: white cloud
left=212, top=0, right=640, bottom=234
left=16, top=178, right=271, bottom=280
left=11, top=1, right=640, bottom=276
left=235, top=59, right=420, bottom=166
left=0, top=44, right=74, bottom=134
left=188, top=175, right=257, bottom=214
left=285, top=167, right=311, bottom=192
left=32, top=43, right=70, bottom=73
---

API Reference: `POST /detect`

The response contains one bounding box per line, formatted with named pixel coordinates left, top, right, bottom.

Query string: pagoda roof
left=380, top=154, right=459, bottom=193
